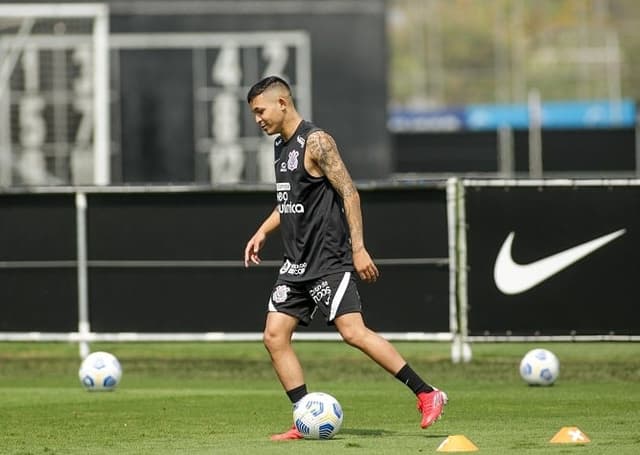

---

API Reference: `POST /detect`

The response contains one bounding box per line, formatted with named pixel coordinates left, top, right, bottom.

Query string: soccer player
left=244, top=76, right=447, bottom=440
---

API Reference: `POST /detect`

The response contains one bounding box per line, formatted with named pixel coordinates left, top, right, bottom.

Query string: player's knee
left=263, top=327, right=285, bottom=352
left=339, top=325, right=368, bottom=348
left=262, top=329, right=276, bottom=351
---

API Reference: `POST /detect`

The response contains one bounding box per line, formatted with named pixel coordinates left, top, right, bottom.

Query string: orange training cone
left=549, top=426, right=590, bottom=444
left=436, top=435, right=479, bottom=452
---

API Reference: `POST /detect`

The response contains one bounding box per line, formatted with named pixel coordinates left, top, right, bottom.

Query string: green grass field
left=1, top=341, right=639, bottom=454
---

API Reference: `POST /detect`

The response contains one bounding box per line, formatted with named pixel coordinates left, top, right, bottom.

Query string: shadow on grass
left=340, top=428, right=448, bottom=440
left=420, top=433, right=449, bottom=439
left=339, top=428, right=395, bottom=437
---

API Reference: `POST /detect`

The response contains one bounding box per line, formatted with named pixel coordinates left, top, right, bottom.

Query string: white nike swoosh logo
left=494, top=229, right=626, bottom=295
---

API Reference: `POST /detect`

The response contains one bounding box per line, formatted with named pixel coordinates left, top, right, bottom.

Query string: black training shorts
left=267, top=272, right=362, bottom=326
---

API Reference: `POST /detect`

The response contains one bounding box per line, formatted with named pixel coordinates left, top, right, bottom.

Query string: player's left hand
left=353, top=248, right=379, bottom=283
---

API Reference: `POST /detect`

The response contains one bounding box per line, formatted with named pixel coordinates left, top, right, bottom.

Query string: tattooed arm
left=306, top=131, right=379, bottom=283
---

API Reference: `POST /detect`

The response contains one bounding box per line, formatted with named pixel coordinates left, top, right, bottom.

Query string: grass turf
left=0, top=341, right=639, bottom=454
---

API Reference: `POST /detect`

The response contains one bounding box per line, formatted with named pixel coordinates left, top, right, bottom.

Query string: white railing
left=0, top=179, right=462, bottom=359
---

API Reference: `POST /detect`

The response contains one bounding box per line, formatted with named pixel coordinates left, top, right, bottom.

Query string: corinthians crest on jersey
left=287, top=150, right=299, bottom=171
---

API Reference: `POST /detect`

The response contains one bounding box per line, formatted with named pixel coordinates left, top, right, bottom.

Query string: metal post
left=456, top=179, right=471, bottom=362
left=498, top=125, right=514, bottom=177
left=92, top=4, right=110, bottom=185
left=76, top=192, right=90, bottom=358
left=446, top=178, right=460, bottom=363
left=528, top=89, right=543, bottom=178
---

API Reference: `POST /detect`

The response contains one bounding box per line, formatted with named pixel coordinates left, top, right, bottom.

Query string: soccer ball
left=78, top=351, right=122, bottom=391
left=293, top=392, right=343, bottom=439
left=519, top=348, right=560, bottom=386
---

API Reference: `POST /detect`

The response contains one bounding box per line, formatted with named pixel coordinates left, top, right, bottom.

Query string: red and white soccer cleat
left=416, top=389, right=448, bottom=429
left=269, top=424, right=304, bottom=441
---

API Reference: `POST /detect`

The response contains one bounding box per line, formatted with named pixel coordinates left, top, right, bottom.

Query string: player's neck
left=280, top=114, right=303, bottom=142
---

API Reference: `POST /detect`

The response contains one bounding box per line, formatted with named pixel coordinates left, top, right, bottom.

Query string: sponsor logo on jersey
left=279, top=260, right=291, bottom=274
left=275, top=137, right=284, bottom=147
left=276, top=185, right=305, bottom=214
left=279, top=259, right=307, bottom=276
left=272, top=284, right=290, bottom=303
left=278, top=202, right=305, bottom=214
left=279, top=162, right=287, bottom=172
left=287, top=150, right=299, bottom=171
left=296, top=135, right=306, bottom=147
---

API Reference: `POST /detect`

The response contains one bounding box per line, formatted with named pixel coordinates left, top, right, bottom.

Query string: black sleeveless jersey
left=274, top=120, right=353, bottom=282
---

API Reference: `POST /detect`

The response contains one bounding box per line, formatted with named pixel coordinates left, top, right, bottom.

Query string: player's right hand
left=244, top=232, right=266, bottom=267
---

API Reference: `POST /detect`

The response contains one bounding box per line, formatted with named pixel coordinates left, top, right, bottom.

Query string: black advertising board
left=0, top=194, right=78, bottom=331
left=85, top=186, right=450, bottom=333
left=465, top=183, right=639, bottom=336
left=0, top=185, right=449, bottom=335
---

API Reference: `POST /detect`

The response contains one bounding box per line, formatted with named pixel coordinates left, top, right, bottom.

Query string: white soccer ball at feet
left=519, top=348, right=560, bottom=386
left=78, top=351, right=122, bottom=391
left=293, top=392, right=344, bottom=439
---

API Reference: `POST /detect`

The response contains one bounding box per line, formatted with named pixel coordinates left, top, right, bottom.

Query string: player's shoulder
left=307, top=128, right=328, bottom=139
left=305, top=131, right=332, bottom=160
left=306, top=129, right=335, bottom=148
left=301, top=120, right=326, bottom=139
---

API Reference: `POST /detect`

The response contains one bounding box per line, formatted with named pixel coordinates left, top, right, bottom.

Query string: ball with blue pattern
left=293, top=392, right=343, bottom=439
left=78, top=351, right=122, bottom=391
left=519, top=348, right=560, bottom=386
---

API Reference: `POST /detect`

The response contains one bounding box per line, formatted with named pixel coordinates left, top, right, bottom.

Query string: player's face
left=250, top=91, right=284, bottom=136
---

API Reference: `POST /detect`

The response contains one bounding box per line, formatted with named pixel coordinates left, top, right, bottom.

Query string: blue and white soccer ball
left=519, top=348, right=560, bottom=386
left=293, top=392, right=343, bottom=439
left=78, top=351, right=122, bottom=391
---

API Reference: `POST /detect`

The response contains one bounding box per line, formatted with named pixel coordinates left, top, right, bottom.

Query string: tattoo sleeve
left=308, top=131, right=365, bottom=252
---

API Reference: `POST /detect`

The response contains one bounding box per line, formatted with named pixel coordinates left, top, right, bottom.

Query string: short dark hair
left=247, top=75, right=291, bottom=103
